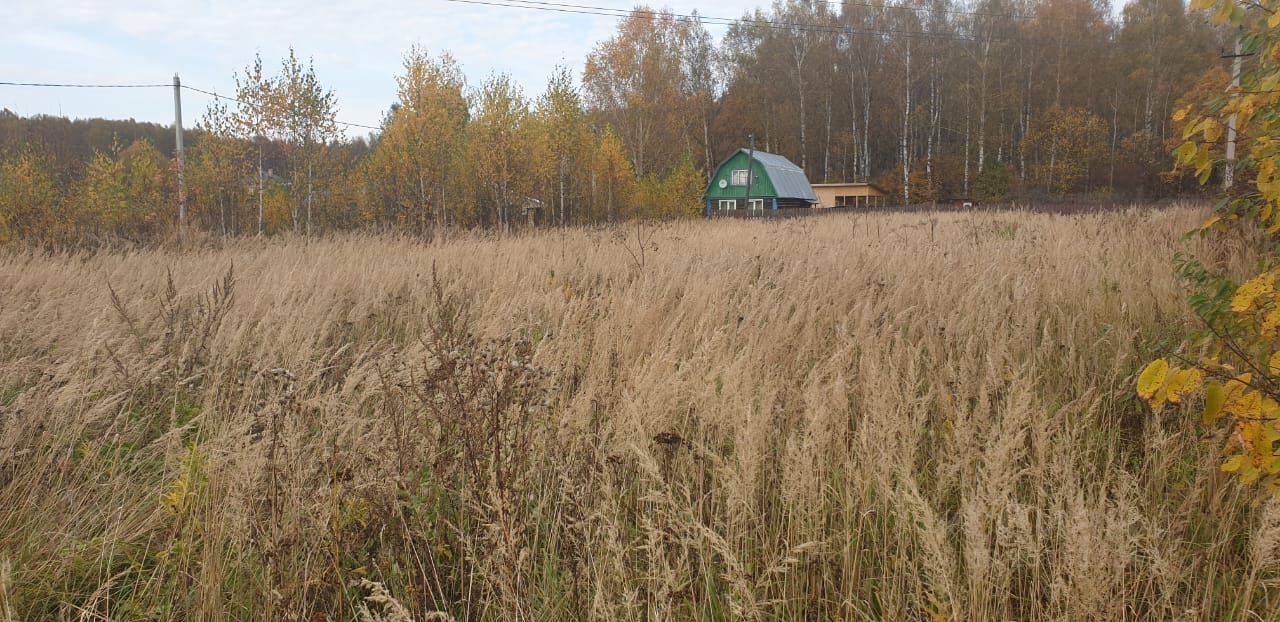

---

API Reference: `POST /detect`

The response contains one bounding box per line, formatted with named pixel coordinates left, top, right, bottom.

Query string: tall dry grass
left=1, top=205, right=1277, bottom=620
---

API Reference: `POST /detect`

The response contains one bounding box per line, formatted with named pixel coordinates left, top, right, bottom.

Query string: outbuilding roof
left=716, top=149, right=818, bottom=202
left=811, top=182, right=890, bottom=195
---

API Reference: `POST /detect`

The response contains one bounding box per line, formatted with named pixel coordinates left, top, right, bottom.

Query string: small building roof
left=811, top=182, right=890, bottom=195
left=745, top=150, right=817, bottom=202
left=710, top=148, right=817, bottom=202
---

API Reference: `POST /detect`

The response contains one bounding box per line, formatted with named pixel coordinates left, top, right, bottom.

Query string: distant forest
left=0, top=0, right=1227, bottom=243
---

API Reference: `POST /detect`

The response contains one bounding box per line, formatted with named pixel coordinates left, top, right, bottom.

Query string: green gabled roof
left=704, top=149, right=816, bottom=201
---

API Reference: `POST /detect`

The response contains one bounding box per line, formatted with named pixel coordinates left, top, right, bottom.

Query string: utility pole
left=745, top=133, right=755, bottom=215
left=1224, top=34, right=1246, bottom=190
left=173, top=74, right=187, bottom=230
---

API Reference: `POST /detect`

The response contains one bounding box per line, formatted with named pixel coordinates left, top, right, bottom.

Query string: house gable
left=704, top=151, right=778, bottom=200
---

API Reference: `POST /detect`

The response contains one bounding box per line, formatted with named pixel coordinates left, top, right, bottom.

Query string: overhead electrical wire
left=178, top=84, right=381, bottom=131
left=442, top=0, right=1104, bottom=42
left=818, top=0, right=1101, bottom=24
left=442, top=0, right=982, bottom=41
left=0, top=80, right=381, bottom=131
left=0, top=81, right=171, bottom=88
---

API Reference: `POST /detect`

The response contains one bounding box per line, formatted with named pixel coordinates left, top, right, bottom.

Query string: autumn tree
left=681, top=11, right=720, bottom=174
left=1118, top=0, right=1215, bottom=139
left=1020, top=106, right=1108, bottom=195
left=273, top=49, right=340, bottom=235
left=531, top=67, right=590, bottom=226
left=973, top=161, right=1013, bottom=202
left=0, top=149, right=61, bottom=243
left=189, top=97, right=251, bottom=235
left=589, top=126, right=634, bottom=222
left=583, top=8, right=709, bottom=178
left=73, top=139, right=170, bottom=241
left=662, top=150, right=705, bottom=219
left=366, top=48, right=470, bottom=231
left=231, top=53, right=276, bottom=235
left=469, top=74, right=532, bottom=230
left=1138, top=0, right=1280, bottom=495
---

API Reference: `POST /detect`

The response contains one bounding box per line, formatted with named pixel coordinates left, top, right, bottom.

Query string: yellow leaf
left=1241, top=463, right=1262, bottom=485
left=1241, top=421, right=1264, bottom=446
left=1231, top=273, right=1276, bottom=312
left=1260, top=159, right=1277, bottom=184
left=1172, top=107, right=1189, bottom=122
left=1149, top=384, right=1170, bottom=411
left=1235, top=390, right=1264, bottom=421
left=1265, top=454, right=1280, bottom=474
left=1137, top=358, right=1169, bottom=399
left=1265, top=399, right=1280, bottom=420
left=1270, top=351, right=1280, bottom=377
left=1174, top=140, right=1198, bottom=163
left=1183, top=120, right=1204, bottom=142
left=1270, top=11, right=1280, bottom=28
left=1223, top=454, right=1248, bottom=473
left=1166, top=368, right=1204, bottom=403
left=1204, top=118, right=1223, bottom=142
left=1204, top=381, right=1226, bottom=425
left=1199, top=214, right=1222, bottom=231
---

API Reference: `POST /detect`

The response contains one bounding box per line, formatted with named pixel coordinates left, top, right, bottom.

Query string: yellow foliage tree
left=365, top=47, right=469, bottom=231
left=0, top=150, right=61, bottom=243
left=530, top=66, right=590, bottom=227
left=469, top=74, right=533, bottom=230
left=1140, top=0, right=1280, bottom=495
left=1020, top=105, right=1108, bottom=196
left=590, top=126, right=634, bottom=222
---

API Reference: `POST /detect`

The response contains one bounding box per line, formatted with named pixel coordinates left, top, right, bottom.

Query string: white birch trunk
left=901, top=38, right=912, bottom=205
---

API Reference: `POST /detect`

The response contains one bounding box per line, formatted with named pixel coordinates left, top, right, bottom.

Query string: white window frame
left=718, top=199, right=738, bottom=211
left=730, top=169, right=749, bottom=186
left=747, top=198, right=765, bottom=210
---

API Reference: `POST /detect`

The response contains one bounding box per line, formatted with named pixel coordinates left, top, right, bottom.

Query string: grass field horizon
left=3, top=204, right=1279, bottom=620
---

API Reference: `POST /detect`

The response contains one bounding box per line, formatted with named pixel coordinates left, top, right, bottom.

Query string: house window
left=718, top=199, right=737, bottom=210
left=730, top=169, right=750, bottom=186
left=747, top=198, right=765, bottom=210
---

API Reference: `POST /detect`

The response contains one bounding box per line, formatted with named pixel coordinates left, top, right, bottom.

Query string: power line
left=442, top=0, right=991, bottom=42
left=179, top=83, right=378, bottom=131
left=0, top=79, right=381, bottom=131
left=0, top=81, right=170, bottom=88
left=445, top=0, right=1101, bottom=41
left=818, top=0, right=1101, bottom=25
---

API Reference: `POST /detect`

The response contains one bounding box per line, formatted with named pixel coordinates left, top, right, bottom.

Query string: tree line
left=0, top=0, right=1226, bottom=244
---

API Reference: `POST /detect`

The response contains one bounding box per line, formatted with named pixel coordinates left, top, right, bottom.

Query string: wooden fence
left=706, top=199, right=1206, bottom=220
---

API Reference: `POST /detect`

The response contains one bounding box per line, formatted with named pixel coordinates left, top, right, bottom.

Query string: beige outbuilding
left=811, top=182, right=889, bottom=208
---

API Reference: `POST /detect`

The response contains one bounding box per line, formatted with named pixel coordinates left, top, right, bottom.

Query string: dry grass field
left=2, top=205, right=1279, bottom=620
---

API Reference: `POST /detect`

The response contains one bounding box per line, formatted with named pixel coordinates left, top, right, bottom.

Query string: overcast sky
left=2, top=0, right=731, bottom=135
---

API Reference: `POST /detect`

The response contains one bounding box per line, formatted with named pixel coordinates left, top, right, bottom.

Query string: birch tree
left=231, top=53, right=275, bottom=235
left=273, top=49, right=339, bottom=235
left=368, top=47, right=469, bottom=231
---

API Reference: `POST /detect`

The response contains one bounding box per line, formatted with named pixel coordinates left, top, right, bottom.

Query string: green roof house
left=704, top=148, right=817, bottom=216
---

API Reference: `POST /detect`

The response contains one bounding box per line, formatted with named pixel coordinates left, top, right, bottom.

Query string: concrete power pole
left=744, top=134, right=756, bottom=215
left=173, top=74, right=187, bottom=230
left=1225, top=35, right=1243, bottom=190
